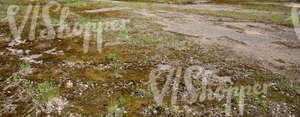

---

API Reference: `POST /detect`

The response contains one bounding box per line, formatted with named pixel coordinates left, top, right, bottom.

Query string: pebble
left=65, top=80, right=73, bottom=88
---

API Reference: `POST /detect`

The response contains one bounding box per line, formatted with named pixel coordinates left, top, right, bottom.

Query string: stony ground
left=0, top=0, right=299, bottom=116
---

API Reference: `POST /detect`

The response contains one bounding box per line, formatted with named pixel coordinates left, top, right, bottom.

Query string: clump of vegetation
left=119, top=27, right=129, bottom=39
left=107, top=53, right=123, bottom=77
left=105, top=98, right=127, bottom=117
left=273, top=74, right=298, bottom=96
left=21, top=80, right=59, bottom=106
left=117, top=0, right=195, bottom=4
left=5, top=73, right=61, bottom=115
left=19, top=61, right=31, bottom=71
left=35, top=81, right=60, bottom=103
left=136, top=84, right=151, bottom=96
left=108, top=53, right=118, bottom=62
left=211, top=0, right=300, bottom=3
left=259, top=100, right=269, bottom=111
left=158, top=103, right=182, bottom=116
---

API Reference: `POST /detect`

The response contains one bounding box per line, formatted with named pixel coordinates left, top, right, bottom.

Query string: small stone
left=65, top=80, right=73, bottom=88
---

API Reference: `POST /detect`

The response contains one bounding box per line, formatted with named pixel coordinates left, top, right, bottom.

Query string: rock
left=64, top=80, right=73, bottom=88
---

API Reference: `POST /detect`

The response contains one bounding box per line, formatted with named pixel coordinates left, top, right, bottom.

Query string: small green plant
left=119, top=98, right=126, bottom=105
left=22, top=80, right=33, bottom=92
left=171, top=105, right=180, bottom=115
left=170, top=46, right=179, bottom=51
left=252, top=93, right=259, bottom=100
left=119, top=27, right=129, bottom=39
left=136, top=84, right=151, bottom=95
left=12, top=74, right=19, bottom=81
left=293, top=98, right=300, bottom=109
left=127, top=39, right=134, bottom=44
left=78, top=17, right=90, bottom=25
left=235, top=95, right=240, bottom=104
left=62, top=71, right=68, bottom=76
left=108, top=53, right=117, bottom=62
left=162, top=103, right=169, bottom=112
left=107, top=53, right=123, bottom=77
left=274, top=74, right=297, bottom=95
left=106, top=98, right=126, bottom=117
left=19, top=61, right=31, bottom=71
left=144, top=35, right=153, bottom=44
left=35, top=81, right=59, bottom=103
left=107, top=105, right=118, bottom=116
left=259, top=100, right=269, bottom=111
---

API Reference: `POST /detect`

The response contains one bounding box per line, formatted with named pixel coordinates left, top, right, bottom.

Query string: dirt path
left=133, top=6, right=300, bottom=73
left=157, top=3, right=281, bottom=14
left=100, top=0, right=300, bottom=72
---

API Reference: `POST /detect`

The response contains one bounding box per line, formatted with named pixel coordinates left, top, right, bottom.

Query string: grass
left=13, top=61, right=59, bottom=107
left=17, top=77, right=60, bottom=109
left=12, top=74, right=19, bottom=81
left=108, top=53, right=117, bottom=62
left=117, top=0, right=196, bottom=4
left=273, top=74, right=298, bottom=95
left=136, top=84, right=151, bottom=95
left=106, top=98, right=126, bottom=117
left=119, top=26, right=129, bottom=39
left=35, top=81, right=59, bottom=103
left=183, top=9, right=291, bottom=26
left=100, top=0, right=292, bottom=26
left=211, top=0, right=298, bottom=3
left=293, top=98, right=300, bottom=109
left=19, top=61, right=31, bottom=71
left=252, top=69, right=298, bottom=96
left=162, top=103, right=169, bottom=111
left=239, top=3, right=290, bottom=13
left=23, top=80, right=59, bottom=104
left=259, top=100, right=269, bottom=111
left=107, top=53, right=123, bottom=77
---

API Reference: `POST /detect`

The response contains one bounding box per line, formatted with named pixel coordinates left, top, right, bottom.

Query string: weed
left=78, top=17, right=90, bottom=25
left=137, top=86, right=146, bottom=95
left=259, top=100, right=269, bottom=111
left=35, top=81, right=59, bottom=103
left=119, top=27, right=129, bottom=39
left=127, top=39, right=134, bottom=44
left=107, top=105, right=118, bottom=116
left=171, top=105, right=180, bottom=115
left=252, top=93, right=259, bottom=100
left=107, top=53, right=123, bottom=73
left=162, top=103, right=169, bottom=112
left=12, top=74, right=18, bottom=81
left=293, top=98, right=300, bottom=109
left=107, top=53, right=123, bottom=77
left=170, top=46, right=179, bottom=51
left=235, top=95, right=240, bottom=104
left=22, top=80, right=34, bottom=93
left=62, top=71, right=68, bottom=76
left=108, top=53, right=117, bottom=62
left=119, top=98, right=126, bottom=105
left=106, top=98, right=126, bottom=117
left=273, top=74, right=297, bottom=95
left=240, top=3, right=289, bottom=13
left=144, top=35, right=154, bottom=44
left=19, top=61, right=31, bottom=71
left=136, top=84, right=151, bottom=95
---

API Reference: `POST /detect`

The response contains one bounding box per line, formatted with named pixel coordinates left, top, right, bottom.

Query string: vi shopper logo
left=149, top=65, right=270, bottom=116
left=0, top=1, right=130, bottom=54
